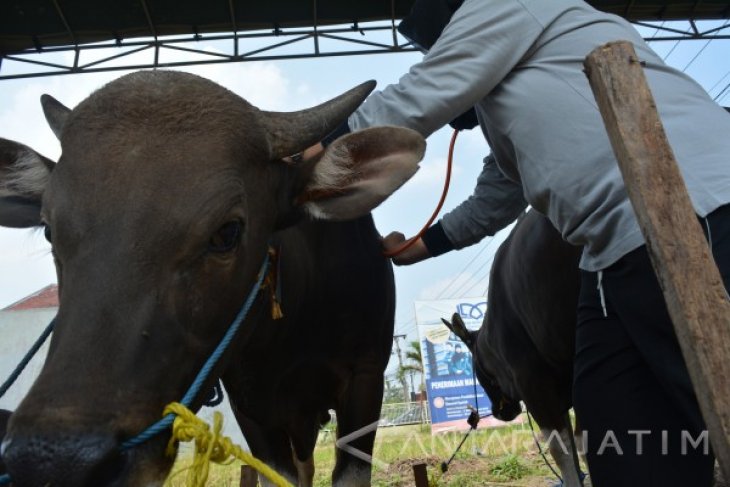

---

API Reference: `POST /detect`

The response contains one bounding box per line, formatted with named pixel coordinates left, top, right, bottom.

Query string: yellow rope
left=163, top=402, right=293, bottom=487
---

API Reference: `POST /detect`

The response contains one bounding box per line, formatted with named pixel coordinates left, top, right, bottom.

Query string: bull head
left=0, top=71, right=425, bottom=486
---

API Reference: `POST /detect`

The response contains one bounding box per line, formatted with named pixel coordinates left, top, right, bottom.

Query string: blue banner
left=415, top=298, right=497, bottom=433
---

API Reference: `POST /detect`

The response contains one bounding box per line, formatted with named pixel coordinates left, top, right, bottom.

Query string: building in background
left=0, top=284, right=57, bottom=412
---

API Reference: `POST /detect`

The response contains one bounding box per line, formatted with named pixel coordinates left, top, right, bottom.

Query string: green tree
left=397, top=340, right=426, bottom=401
left=383, top=376, right=407, bottom=404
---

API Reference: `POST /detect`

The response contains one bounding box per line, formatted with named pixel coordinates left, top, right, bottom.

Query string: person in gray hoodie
left=297, top=1, right=730, bottom=485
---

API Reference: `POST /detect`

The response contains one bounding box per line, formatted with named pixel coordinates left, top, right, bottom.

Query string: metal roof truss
left=1, top=19, right=728, bottom=80
left=0, top=21, right=418, bottom=80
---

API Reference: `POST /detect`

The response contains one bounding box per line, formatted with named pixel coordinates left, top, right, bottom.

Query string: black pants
left=573, top=204, right=729, bottom=487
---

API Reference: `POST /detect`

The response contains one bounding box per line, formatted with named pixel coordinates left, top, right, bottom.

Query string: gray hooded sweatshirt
left=348, top=0, right=730, bottom=271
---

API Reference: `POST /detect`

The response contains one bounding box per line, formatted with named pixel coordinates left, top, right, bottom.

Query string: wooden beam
left=240, top=465, right=258, bottom=487
left=413, top=462, right=429, bottom=487
left=584, top=40, right=730, bottom=481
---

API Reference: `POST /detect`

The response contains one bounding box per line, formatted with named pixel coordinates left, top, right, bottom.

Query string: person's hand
left=382, top=231, right=431, bottom=266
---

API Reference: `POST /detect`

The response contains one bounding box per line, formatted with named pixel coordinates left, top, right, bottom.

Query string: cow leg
left=287, top=418, right=321, bottom=487
left=573, top=417, right=591, bottom=486
left=254, top=433, right=298, bottom=487
left=542, top=414, right=583, bottom=487
left=235, top=415, right=298, bottom=486
left=332, top=371, right=383, bottom=487
left=291, top=453, right=315, bottom=487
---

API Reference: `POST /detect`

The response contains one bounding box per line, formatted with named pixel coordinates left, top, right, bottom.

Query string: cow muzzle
left=1, top=431, right=128, bottom=487
left=494, top=397, right=522, bottom=422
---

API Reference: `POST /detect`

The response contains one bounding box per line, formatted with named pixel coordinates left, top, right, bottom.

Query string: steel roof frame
left=0, top=22, right=417, bottom=80
left=637, top=18, right=730, bottom=40
left=1, top=18, right=728, bottom=80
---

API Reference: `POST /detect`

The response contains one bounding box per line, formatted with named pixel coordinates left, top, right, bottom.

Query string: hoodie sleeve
left=348, top=0, right=543, bottom=136
left=427, top=155, right=527, bottom=253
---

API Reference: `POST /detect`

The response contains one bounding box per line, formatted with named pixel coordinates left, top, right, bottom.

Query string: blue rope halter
left=0, top=318, right=55, bottom=398
left=121, top=255, right=269, bottom=449
left=0, top=254, right=270, bottom=485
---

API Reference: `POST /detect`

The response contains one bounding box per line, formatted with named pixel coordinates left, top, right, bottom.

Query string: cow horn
left=260, top=80, right=376, bottom=160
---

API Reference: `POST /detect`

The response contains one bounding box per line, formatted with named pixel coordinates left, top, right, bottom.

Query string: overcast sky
left=0, top=19, right=728, bottom=351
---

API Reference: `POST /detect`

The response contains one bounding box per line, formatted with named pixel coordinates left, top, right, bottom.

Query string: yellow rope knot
left=163, top=402, right=293, bottom=487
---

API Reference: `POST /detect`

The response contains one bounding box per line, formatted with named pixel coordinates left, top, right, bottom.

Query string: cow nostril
left=3, top=432, right=120, bottom=487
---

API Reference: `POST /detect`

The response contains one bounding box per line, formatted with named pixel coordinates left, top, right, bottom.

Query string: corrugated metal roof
left=1, top=1, right=728, bottom=55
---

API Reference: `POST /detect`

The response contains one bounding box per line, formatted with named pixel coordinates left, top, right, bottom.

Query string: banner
left=415, top=298, right=511, bottom=434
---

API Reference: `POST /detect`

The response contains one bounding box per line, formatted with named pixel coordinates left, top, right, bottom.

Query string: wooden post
left=584, top=40, right=730, bottom=480
left=240, top=465, right=258, bottom=487
left=413, top=462, right=429, bottom=487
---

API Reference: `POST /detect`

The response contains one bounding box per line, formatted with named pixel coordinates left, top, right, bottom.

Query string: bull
left=443, top=210, right=585, bottom=487
left=0, top=70, right=425, bottom=486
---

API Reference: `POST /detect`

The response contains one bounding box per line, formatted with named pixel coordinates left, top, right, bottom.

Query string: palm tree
left=383, top=376, right=407, bottom=404
left=398, top=340, right=426, bottom=401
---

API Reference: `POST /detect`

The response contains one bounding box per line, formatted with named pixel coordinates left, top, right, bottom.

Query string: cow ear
left=41, top=94, right=71, bottom=141
left=0, top=138, right=55, bottom=228
left=442, top=314, right=476, bottom=351
left=296, top=126, right=425, bottom=221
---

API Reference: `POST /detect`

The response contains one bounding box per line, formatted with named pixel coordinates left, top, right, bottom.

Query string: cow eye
left=209, top=221, right=243, bottom=253
left=43, top=225, right=52, bottom=243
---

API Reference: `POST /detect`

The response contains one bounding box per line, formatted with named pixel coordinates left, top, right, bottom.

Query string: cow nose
left=2, top=432, right=126, bottom=487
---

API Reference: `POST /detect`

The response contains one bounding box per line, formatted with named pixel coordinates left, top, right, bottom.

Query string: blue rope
left=120, top=255, right=269, bottom=450
left=0, top=317, right=55, bottom=399
left=527, top=409, right=563, bottom=483
left=0, top=255, right=269, bottom=486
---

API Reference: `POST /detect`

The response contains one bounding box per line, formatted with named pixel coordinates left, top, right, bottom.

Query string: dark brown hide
left=446, top=210, right=582, bottom=427
left=0, top=71, right=423, bottom=487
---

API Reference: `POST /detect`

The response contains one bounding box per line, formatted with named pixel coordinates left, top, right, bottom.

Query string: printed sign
left=414, top=298, right=511, bottom=433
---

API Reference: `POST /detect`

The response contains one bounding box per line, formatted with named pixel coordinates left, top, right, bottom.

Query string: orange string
left=383, top=129, right=458, bottom=258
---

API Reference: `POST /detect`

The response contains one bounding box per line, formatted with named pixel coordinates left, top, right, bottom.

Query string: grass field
left=166, top=417, right=581, bottom=486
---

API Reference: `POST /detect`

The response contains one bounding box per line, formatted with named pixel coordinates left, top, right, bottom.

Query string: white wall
left=0, top=309, right=55, bottom=411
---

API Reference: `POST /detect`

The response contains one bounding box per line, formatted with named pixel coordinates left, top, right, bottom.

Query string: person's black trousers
left=573, top=204, right=729, bottom=487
